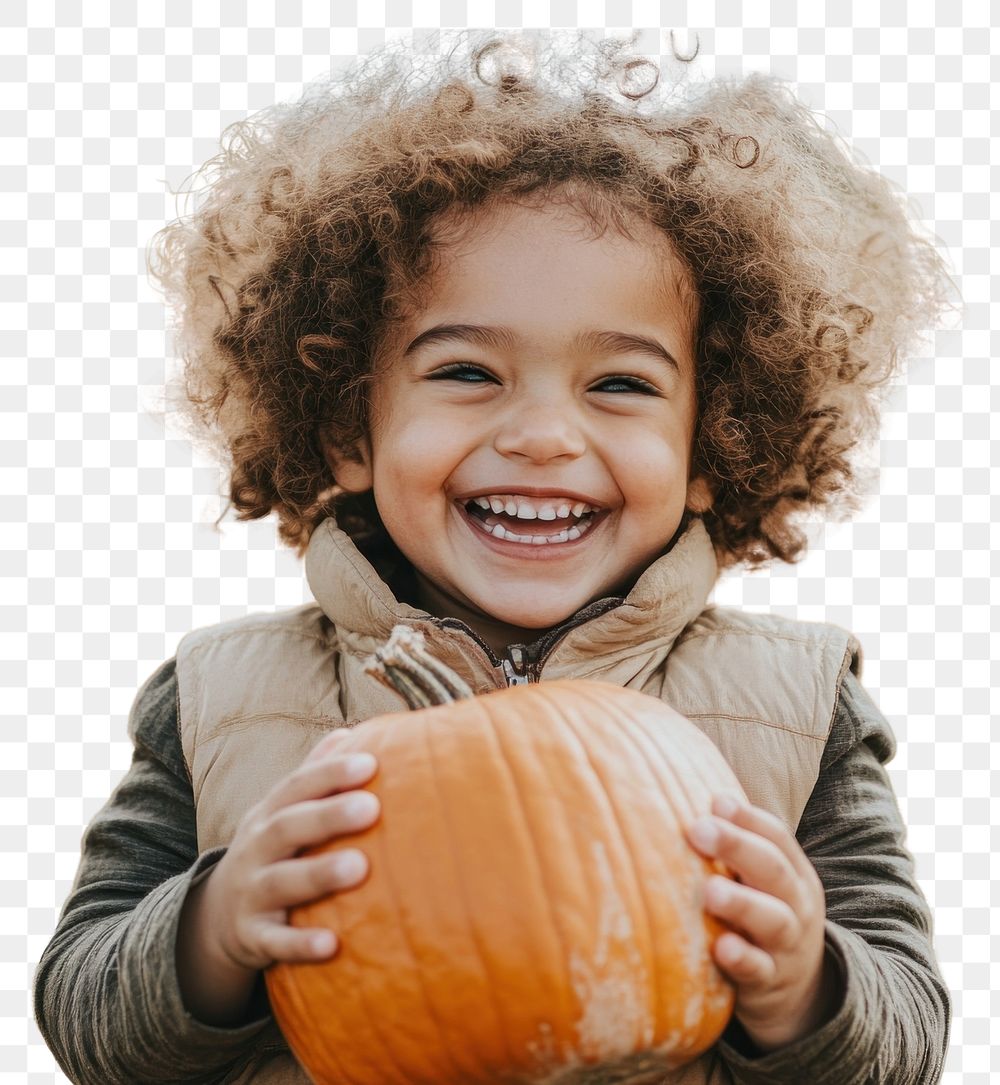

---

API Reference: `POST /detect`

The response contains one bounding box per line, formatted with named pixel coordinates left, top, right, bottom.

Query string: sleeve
left=32, top=658, right=275, bottom=1085
left=716, top=670, right=951, bottom=1085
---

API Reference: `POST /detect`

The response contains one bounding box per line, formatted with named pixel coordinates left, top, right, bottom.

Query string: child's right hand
left=176, top=732, right=379, bottom=1024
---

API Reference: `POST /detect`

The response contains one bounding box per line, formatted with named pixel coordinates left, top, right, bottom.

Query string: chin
left=480, top=598, right=586, bottom=633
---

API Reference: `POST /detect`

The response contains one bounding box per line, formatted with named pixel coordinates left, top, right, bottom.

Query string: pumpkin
left=266, top=627, right=743, bottom=1084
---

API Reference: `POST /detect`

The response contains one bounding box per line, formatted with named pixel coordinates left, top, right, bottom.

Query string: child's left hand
left=685, top=795, right=842, bottom=1053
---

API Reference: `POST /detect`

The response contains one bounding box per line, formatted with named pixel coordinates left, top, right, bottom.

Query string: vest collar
left=304, top=514, right=719, bottom=680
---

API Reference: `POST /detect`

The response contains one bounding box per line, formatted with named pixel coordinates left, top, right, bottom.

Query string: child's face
left=328, top=199, right=710, bottom=653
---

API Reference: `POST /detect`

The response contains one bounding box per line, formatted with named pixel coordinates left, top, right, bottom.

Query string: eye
left=426, top=362, right=496, bottom=384
left=592, top=374, right=660, bottom=395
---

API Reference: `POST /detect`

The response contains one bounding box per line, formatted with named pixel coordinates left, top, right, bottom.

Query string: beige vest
left=176, top=518, right=857, bottom=1085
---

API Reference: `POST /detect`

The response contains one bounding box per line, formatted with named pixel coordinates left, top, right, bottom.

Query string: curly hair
left=149, top=30, right=952, bottom=567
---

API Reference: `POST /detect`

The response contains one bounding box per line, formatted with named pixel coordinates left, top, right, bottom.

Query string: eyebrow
left=402, top=323, right=680, bottom=372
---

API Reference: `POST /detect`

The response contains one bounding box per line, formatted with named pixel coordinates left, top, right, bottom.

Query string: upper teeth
left=471, top=495, right=596, bottom=520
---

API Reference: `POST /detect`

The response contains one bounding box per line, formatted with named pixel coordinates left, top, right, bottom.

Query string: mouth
left=458, top=491, right=605, bottom=546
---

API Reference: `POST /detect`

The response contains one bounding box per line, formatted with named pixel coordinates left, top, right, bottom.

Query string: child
left=34, top=32, right=951, bottom=1084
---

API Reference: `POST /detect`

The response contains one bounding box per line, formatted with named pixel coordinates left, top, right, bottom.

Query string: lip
left=452, top=486, right=606, bottom=507
left=452, top=500, right=608, bottom=558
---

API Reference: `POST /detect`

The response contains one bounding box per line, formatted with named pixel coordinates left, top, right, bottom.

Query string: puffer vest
left=175, top=517, right=858, bottom=1085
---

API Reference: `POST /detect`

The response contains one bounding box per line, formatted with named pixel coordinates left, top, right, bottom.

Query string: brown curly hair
left=149, top=30, right=952, bottom=567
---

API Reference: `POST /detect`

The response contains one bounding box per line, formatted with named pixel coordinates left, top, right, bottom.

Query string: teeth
left=472, top=515, right=597, bottom=545
left=468, top=494, right=597, bottom=522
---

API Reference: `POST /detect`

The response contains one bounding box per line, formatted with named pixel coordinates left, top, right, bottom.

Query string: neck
left=412, top=570, right=560, bottom=656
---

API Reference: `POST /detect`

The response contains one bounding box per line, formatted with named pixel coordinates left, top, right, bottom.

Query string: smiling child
left=326, top=197, right=707, bottom=654
left=35, top=32, right=950, bottom=1085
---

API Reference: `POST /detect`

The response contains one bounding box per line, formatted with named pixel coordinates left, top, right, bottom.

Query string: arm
left=34, top=656, right=382, bottom=1084
left=32, top=659, right=273, bottom=1085
left=715, top=671, right=951, bottom=1084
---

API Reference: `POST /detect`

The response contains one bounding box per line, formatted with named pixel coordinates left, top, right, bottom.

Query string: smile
left=461, top=492, right=602, bottom=546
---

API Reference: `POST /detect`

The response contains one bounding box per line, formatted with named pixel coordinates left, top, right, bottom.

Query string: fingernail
left=344, top=752, right=376, bottom=776
left=689, top=817, right=720, bottom=854
left=719, top=933, right=744, bottom=965
left=344, top=790, right=379, bottom=820
left=311, top=930, right=336, bottom=954
left=714, top=795, right=739, bottom=819
left=331, top=849, right=366, bottom=880
left=706, top=877, right=731, bottom=909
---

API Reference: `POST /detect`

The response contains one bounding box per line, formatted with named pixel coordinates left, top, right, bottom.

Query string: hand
left=177, top=731, right=380, bottom=1024
left=685, top=795, right=841, bottom=1052
left=212, top=731, right=381, bottom=970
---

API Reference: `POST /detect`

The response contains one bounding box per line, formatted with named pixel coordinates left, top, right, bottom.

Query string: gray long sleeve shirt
left=33, top=660, right=950, bottom=1084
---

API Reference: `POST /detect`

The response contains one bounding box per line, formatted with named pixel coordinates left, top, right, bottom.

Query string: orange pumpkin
left=266, top=628, right=742, bottom=1084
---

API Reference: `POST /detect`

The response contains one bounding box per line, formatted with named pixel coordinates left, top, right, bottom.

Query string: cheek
left=372, top=416, right=464, bottom=495
left=615, top=432, right=690, bottom=495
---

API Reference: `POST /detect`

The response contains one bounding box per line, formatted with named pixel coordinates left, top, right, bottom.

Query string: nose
left=492, top=398, right=587, bottom=464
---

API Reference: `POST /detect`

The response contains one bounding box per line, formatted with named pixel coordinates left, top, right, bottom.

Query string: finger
left=257, top=788, right=381, bottom=863
left=686, top=815, right=799, bottom=904
left=711, top=795, right=816, bottom=884
left=252, top=848, right=370, bottom=911
left=704, top=875, right=800, bottom=951
left=261, top=750, right=378, bottom=815
left=712, top=931, right=777, bottom=990
left=257, top=922, right=341, bottom=965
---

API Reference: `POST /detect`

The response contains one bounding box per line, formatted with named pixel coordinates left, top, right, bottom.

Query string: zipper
left=500, top=595, right=624, bottom=687
left=431, top=617, right=544, bottom=687
left=501, top=643, right=541, bottom=686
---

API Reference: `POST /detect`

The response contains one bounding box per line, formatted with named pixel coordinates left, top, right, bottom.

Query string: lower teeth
left=485, top=521, right=586, bottom=544
left=464, top=502, right=596, bottom=545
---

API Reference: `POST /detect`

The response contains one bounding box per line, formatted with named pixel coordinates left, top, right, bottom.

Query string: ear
left=685, top=474, right=714, bottom=515
left=319, top=429, right=374, bottom=494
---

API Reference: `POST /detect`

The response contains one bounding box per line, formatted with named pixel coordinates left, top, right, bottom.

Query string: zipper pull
left=502, top=644, right=538, bottom=686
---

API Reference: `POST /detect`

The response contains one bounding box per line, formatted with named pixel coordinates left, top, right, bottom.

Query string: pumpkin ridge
left=553, top=684, right=661, bottom=1059
left=486, top=686, right=584, bottom=1074
left=275, top=724, right=399, bottom=1084
left=407, top=703, right=485, bottom=1082
left=623, top=699, right=740, bottom=1055
left=575, top=685, right=671, bottom=1050
left=437, top=693, right=520, bottom=1079
left=605, top=688, right=734, bottom=1056
left=615, top=696, right=711, bottom=1052
left=364, top=624, right=501, bottom=1078
left=627, top=698, right=701, bottom=824
left=340, top=725, right=419, bottom=1085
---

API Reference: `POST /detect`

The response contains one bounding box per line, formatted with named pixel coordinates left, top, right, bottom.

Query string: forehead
left=396, top=197, right=699, bottom=344
left=437, top=195, right=690, bottom=281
